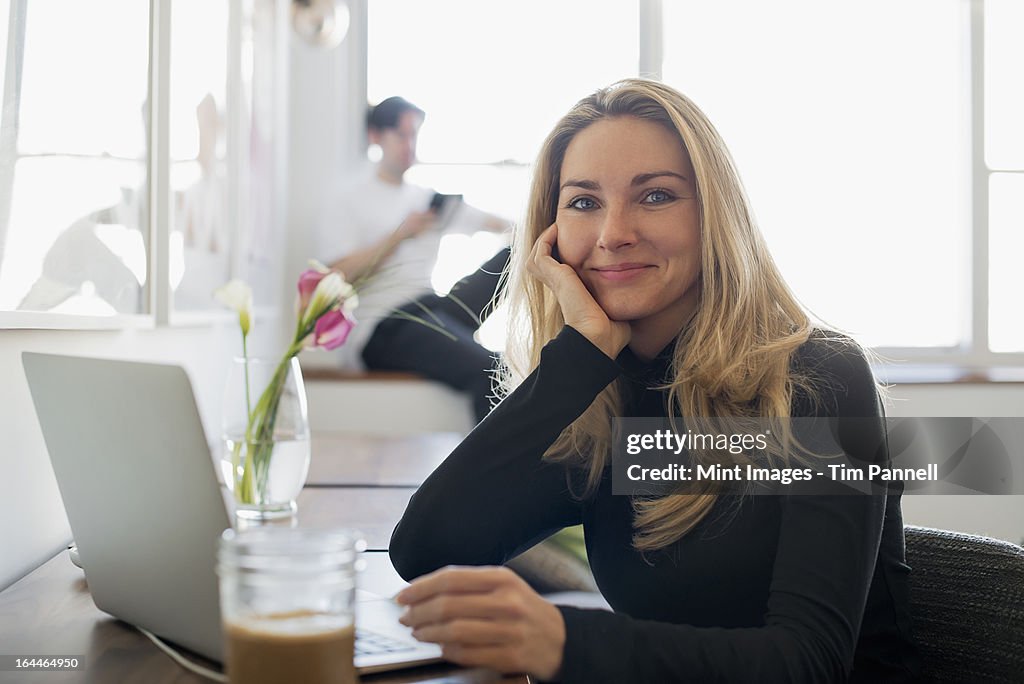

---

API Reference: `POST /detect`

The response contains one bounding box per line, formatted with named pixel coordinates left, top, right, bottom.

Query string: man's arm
left=327, top=209, right=436, bottom=283
left=481, top=212, right=511, bottom=233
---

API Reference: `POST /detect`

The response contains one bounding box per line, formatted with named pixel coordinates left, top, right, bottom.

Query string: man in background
left=317, top=96, right=509, bottom=423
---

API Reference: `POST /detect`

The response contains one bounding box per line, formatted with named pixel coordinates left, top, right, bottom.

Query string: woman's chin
left=601, top=306, right=646, bottom=324
left=594, top=293, right=657, bottom=323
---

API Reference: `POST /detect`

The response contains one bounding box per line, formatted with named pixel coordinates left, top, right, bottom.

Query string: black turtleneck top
left=390, top=326, right=920, bottom=682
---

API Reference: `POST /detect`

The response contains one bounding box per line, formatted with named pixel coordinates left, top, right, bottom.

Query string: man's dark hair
left=367, top=96, right=425, bottom=131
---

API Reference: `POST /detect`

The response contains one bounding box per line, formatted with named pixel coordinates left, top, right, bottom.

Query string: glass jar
left=217, top=527, right=363, bottom=684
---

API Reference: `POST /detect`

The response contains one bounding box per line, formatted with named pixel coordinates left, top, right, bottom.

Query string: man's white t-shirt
left=316, top=165, right=488, bottom=369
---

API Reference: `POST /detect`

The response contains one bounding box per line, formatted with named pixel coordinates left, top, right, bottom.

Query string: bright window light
left=985, top=0, right=1024, bottom=169
left=368, top=0, right=639, bottom=328
left=662, top=0, right=971, bottom=349
left=0, top=0, right=149, bottom=315
left=989, top=174, right=1024, bottom=352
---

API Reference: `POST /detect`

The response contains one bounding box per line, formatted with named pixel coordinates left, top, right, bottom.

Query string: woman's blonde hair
left=495, top=78, right=815, bottom=551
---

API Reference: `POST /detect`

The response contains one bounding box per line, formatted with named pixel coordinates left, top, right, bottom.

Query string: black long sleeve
left=389, top=327, right=919, bottom=683
left=390, top=326, right=621, bottom=578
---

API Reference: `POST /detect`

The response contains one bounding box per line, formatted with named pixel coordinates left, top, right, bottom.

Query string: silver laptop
left=21, top=351, right=442, bottom=675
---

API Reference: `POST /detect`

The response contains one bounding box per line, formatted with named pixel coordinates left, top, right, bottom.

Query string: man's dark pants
left=361, top=248, right=510, bottom=423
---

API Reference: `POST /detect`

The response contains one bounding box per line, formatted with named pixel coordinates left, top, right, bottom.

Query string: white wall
left=285, top=1, right=366, bottom=309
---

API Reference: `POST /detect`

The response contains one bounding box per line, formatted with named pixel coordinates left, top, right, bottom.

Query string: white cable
left=137, top=626, right=228, bottom=683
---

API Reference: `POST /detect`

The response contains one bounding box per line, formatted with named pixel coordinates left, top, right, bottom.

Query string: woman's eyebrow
left=632, top=171, right=689, bottom=185
left=560, top=171, right=689, bottom=193
left=560, top=178, right=600, bottom=192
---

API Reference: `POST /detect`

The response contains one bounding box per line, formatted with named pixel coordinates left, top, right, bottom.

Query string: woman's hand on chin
left=528, top=223, right=631, bottom=359
left=397, top=565, right=566, bottom=681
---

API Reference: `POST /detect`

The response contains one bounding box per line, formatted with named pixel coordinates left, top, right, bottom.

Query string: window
left=365, top=0, right=1022, bottom=365
left=0, top=0, right=285, bottom=327
left=367, top=0, right=638, bottom=347
left=368, top=0, right=638, bottom=206
left=169, top=0, right=231, bottom=312
left=0, top=0, right=150, bottom=318
left=662, top=0, right=971, bottom=350
left=985, top=0, right=1024, bottom=353
left=367, top=0, right=638, bottom=287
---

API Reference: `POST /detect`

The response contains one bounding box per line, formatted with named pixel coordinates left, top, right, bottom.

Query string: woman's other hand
left=528, top=223, right=630, bottom=358
left=396, top=566, right=566, bottom=681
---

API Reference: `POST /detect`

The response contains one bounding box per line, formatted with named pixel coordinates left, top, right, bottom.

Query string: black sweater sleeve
left=556, top=339, right=889, bottom=683
left=389, top=326, right=622, bottom=580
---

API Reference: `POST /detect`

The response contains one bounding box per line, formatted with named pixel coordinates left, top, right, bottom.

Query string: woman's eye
left=567, top=196, right=598, bottom=211
left=643, top=189, right=675, bottom=204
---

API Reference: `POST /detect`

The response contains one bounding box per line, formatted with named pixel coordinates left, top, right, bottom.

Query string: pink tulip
left=297, top=269, right=326, bottom=314
left=313, top=309, right=354, bottom=350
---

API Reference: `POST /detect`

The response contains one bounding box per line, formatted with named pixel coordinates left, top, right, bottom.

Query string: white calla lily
left=307, top=259, right=331, bottom=274
left=342, top=292, right=359, bottom=315
left=215, top=279, right=253, bottom=336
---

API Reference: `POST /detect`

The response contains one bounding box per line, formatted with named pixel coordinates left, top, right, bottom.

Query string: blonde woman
left=390, top=80, right=920, bottom=683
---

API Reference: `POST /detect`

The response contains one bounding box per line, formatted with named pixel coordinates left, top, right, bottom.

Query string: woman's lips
left=591, top=264, right=655, bottom=281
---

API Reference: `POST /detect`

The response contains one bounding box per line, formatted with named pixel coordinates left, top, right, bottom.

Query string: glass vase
left=221, top=356, right=310, bottom=521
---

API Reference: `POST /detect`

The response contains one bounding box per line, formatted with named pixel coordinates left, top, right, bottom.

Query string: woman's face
left=555, top=116, right=702, bottom=350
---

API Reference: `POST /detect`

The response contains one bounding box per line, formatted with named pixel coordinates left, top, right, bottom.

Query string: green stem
left=237, top=343, right=303, bottom=505
left=239, top=441, right=256, bottom=503
left=242, top=333, right=252, bottom=430
left=233, top=306, right=311, bottom=505
left=230, top=440, right=243, bottom=500
left=235, top=332, right=256, bottom=505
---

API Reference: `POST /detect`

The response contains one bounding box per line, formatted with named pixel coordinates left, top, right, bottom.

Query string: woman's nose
left=596, top=206, right=638, bottom=250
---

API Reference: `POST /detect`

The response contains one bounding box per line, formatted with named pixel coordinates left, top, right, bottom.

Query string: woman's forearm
left=389, top=326, right=622, bottom=580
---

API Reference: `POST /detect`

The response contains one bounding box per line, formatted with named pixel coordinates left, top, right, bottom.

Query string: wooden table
left=296, top=487, right=415, bottom=550
left=308, top=432, right=462, bottom=487
left=0, top=432, right=527, bottom=684
left=301, top=431, right=463, bottom=550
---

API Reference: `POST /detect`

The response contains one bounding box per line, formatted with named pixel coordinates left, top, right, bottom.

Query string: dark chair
left=904, top=525, right=1024, bottom=683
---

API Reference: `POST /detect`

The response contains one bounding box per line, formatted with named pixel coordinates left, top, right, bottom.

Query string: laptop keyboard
left=355, top=628, right=418, bottom=656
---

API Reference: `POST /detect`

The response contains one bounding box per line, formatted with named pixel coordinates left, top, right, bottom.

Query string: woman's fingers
left=400, top=592, right=525, bottom=628
left=395, top=564, right=566, bottom=680
left=410, top=618, right=521, bottom=646
left=527, top=224, right=591, bottom=306
left=526, top=223, right=631, bottom=358
left=532, top=222, right=558, bottom=259
left=397, top=566, right=518, bottom=605
left=526, top=224, right=573, bottom=291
